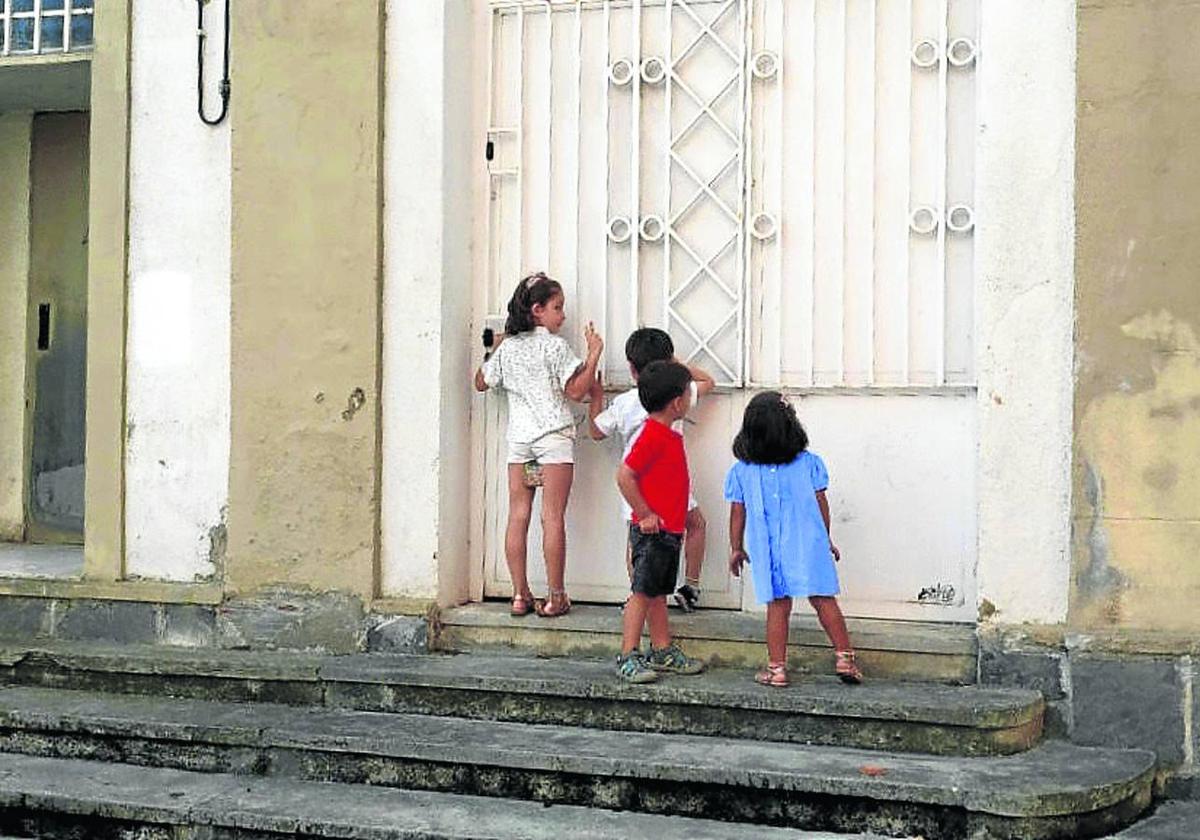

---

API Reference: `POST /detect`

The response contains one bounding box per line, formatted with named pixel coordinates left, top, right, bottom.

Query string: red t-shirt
left=624, top=418, right=689, bottom=535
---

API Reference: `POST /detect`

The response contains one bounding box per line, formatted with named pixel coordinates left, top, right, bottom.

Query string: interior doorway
left=0, top=107, right=89, bottom=578
left=26, top=111, right=90, bottom=544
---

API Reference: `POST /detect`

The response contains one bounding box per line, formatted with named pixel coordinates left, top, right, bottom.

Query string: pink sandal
left=510, top=592, right=536, bottom=617
left=836, top=650, right=864, bottom=684
left=754, top=662, right=789, bottom=688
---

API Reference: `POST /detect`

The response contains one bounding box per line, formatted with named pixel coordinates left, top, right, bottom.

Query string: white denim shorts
left=507, top=428, right=575, bottom=465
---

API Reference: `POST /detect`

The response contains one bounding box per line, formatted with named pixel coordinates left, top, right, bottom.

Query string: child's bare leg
left=766, top=597, right=792, bottom=663
left=809, top=595, right=852, bottom=651
left=646, top=596, right=672, bottom=650
left=625, top=537, right=633, bottom=585
left=683, top=507, right=706, bottom=585
left=504, top=465, right=536, bottom=599
left=622, top=593, right=652, bottom=654
left=539, top=464, right=574, bottom=608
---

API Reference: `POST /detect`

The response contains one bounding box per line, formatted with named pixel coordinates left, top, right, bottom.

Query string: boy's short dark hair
left=625, top=328, right=675, bottom=374
left=637, top=360, right=692, bottom=413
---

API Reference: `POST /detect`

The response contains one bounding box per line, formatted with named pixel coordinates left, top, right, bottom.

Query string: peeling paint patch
left=1149, top=403, right=1184, bottom=420
left=1075, top=311, right=1200, bottom=631
left=1143, top=462, right=1179, bottom=493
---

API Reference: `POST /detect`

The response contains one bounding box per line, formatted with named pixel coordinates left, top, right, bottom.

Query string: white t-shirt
left=594, top=381, right=700, bottom=519
left=482, top=327, right=583, bottom=444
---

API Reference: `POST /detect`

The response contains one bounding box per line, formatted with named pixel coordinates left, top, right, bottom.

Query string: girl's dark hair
left=732, top=391, right=809, bottom=465
left=505, top=272, right=563, bottom=334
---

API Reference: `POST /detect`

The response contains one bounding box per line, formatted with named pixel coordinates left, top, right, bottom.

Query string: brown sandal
left=754, top=662, right=789, bottom=688
left=836, top=650, right=863, bottom=684
left=510, top=592, right=536, bottom=617
left=535, top=589, right=571, bottom=618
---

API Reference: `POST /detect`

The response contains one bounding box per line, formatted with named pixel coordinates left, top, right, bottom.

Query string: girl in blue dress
left=724, top=392, right=862, bottom=687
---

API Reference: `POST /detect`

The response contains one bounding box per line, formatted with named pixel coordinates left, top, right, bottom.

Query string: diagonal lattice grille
left=665, top=0, right=747, bottom=385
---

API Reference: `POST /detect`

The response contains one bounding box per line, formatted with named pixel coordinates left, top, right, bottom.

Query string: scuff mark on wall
left=205, top=504, right=228, bottom=581
left=1077, top=461, right=1125, bottom=623
left=341, top=387, right=366, bottom=421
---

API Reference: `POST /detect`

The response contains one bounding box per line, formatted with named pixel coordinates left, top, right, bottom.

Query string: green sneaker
left=647, top=643, right=705, bottom=675
left=616, top=650, right=658, bottom=684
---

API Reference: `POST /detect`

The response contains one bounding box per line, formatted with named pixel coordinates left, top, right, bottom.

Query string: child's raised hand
left=729, top=549, right=748, bottom=577
left=584, top=321, right=603, bottom=358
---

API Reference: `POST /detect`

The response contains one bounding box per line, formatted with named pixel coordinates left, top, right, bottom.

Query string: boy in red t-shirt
left=615, top=360, right=706, bottom=683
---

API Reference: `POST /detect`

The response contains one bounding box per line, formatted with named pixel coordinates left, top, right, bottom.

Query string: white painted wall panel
left=381, top=0, right=476, bottom=602
left=125, top=0, right=230, bottom=580
left=975, top=0, right=1075, bottom=624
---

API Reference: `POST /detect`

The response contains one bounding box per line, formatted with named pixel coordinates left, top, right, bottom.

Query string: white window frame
left=1, top=0, right=95, bottom=58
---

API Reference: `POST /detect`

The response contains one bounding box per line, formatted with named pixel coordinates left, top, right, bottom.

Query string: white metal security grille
left=0, top=0, right=95, bottom=57
left=485, top=0, right=978, bottom=389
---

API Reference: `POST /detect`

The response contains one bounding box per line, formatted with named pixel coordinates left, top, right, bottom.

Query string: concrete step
left=1100, top=800, right=1200, bottom=839
left=0, top=686, right=1155, bottom=839
left=0, top=753, right=875, bottom=839
left=0, top=643, right=1040, bottom=756
left=436, top=603, right=979, bottom=684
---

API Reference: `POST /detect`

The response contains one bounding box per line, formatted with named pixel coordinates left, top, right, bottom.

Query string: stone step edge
left=0, top=753, right=850, bottom=840
left=0, top=642, right=1037, bottom=731
left=439, top=603, right=978, bottom=656
left=0, top=685, right=1154, bottom=820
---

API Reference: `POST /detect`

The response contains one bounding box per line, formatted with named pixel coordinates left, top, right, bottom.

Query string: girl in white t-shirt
left=474, top=273, right=603, bottom=618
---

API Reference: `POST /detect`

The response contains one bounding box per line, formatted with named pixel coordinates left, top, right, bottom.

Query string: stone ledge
left=0, top=753, right=848, bottom=840
left=0, top=579, right=222, bottom=605
left=0, top=685, right=1154, bottom=824
left=0, top=644, right=1043, bottom=755
left=444, top=603, right=977, bottom=654
left=437, top=603, right=977, bottom=684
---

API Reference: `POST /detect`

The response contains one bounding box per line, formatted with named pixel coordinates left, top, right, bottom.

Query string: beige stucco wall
left=1072, top=0, right=1200, bottom=633
left=226, top=2, right=384, bottom=600
left=0, top=114, right=32, bottom=542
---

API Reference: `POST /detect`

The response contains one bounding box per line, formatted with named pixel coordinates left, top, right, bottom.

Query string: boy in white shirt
left=588, top=328, right=715, bottom=610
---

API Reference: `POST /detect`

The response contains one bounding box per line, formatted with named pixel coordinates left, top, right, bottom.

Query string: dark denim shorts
left=628, top=524, right=682, bottom=598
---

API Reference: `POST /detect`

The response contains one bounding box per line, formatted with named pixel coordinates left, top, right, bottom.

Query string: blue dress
left=723, top=451, right=840, bottom=603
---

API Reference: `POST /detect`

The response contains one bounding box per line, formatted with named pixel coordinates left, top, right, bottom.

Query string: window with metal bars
left=485, top=0, right=978, bottom=390
left=0, top=0, right=94, bottom=57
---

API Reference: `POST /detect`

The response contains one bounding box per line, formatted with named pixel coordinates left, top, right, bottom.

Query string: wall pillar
left=83, top=0, right=131, bottom=579
left=124, top=0, right=231, bottom=582
left=975, top=1, right=1076, bottom=624
left=227, top=2, right=384, bottom=600
left=0, top=114, right=33, bottom=542
left=380, top=0, right=476, bottom=604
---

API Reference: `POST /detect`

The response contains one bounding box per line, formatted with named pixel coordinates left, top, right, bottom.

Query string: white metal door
left=476, top=0, right=979, bottom=620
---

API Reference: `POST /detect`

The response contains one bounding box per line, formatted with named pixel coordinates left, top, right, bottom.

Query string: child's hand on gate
left=830, top=543, right=841, bottom=563
left=729, top=549, right=748, bottom=577
left=584, top=321, right=603, bottom=359
left=638, top=513, right=661, bottom=534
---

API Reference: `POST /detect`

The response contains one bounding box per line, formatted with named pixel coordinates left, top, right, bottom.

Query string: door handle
left=37, top=303, right=50, bottom=351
